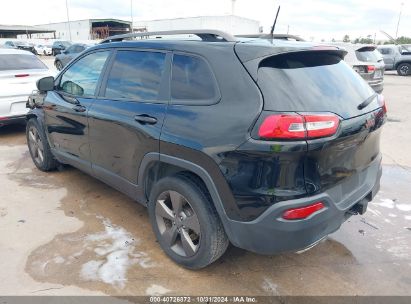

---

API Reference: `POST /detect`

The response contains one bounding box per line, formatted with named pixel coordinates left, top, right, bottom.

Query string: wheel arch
left=138, top=153, right=231, bottom=231
left=394, top=60, right=411, bottom=70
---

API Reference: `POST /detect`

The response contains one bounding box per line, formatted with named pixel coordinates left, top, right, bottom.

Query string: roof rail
left=236, top=33, right=305, bottom=41
left=100, top=29, right=237, bottom=43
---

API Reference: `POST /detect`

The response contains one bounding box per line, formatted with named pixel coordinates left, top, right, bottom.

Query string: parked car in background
left=51, top=40, right=71, bottom=56
left=377, top=45, right=411, bottom=76
left=27, top=30, right=386, bottom=269
left=3, top=40, right=36, bottom=54
left=54, top=43, right=92, bottom=70
left=331, top=43, right=384, bottom=93
left=34, top=44, right=52, bottom=56
left=0, top=49, right=51, bottom=125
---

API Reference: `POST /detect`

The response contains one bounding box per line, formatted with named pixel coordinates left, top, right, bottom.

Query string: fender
left=137, top=152, right=237, bottom=234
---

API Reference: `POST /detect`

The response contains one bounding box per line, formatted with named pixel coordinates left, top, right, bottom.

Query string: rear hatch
left=0, top=53, right=51, bottom=97
left=236, top=44, right=386, bottom=206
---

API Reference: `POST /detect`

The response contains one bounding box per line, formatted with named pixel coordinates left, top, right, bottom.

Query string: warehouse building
left=135, top=15, right=261, bottom=35
left=29, top=19, right=132, bottom=40
left=0, top=24, right=54, bottom=38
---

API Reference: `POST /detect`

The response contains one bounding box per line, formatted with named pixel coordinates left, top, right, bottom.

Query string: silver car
left=332, top=43, right=385, bottom=93
left=0, top=49, right=52, bottom=125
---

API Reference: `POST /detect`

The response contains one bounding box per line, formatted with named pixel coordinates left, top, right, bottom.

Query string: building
left=29, top=19, right=132, bottom=41
left=0, top=24, right=54, bottom=38
left=135, top=15, right=261, bottom=36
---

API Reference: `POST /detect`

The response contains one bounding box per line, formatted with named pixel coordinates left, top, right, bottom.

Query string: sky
left=0, top=0, right=409, bottom=41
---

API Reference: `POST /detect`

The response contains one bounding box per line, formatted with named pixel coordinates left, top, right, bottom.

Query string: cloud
left=0, top=0, right=409, bottom=41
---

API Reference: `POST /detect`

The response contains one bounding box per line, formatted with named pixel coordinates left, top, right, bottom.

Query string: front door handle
left=72, top=104, right=86, bottom=112
left=134, top=114, right=157, bottom=125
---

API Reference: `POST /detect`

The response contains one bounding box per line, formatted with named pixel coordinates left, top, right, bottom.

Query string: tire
left=55, top=60, right=63, bottom=71
left=26, top=118, right=58, bottom=172
left=397, top=63, right=411, bottom=76
left=148, top=173, right=229, bottom=269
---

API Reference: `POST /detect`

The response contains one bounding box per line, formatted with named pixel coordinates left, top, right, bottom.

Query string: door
left=379, top=47, right=394, bottom=70
left=88, top=49, right=170, bottom=190
left=44, top=50, right=111, bottom=171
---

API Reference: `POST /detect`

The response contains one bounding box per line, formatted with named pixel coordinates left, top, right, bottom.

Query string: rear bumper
left=0, top=115, right=26, bottom=126
left=222, top=156, right=382, bottom=255
left=0, top=96, right=30, bottom=122
left=368, top=80, right=384, bottom=93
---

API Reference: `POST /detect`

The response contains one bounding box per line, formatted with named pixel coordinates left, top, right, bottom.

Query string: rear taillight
left=282, top=202, right=325, bottom=220
left=258, top=113, right=340, bottom=140
left=14, top=74, right=29, bottom=77
left=378, top=94, right=387, bottom=113
left=353, top=65, right=375, bottom=74
left=366, top=65, right=375, bottom=73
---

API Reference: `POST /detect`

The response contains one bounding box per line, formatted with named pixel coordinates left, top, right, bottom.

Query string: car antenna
left=270, top=5, right=281, bottom=39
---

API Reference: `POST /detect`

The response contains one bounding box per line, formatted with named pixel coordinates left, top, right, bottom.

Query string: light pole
left=130, top=0, right=134, bottom=33
left=65, top=0, right=72, bottom=40
left=395, top=2, right=404, bottom=40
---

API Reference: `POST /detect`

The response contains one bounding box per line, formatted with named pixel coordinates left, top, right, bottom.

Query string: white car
left=34, top=44, right=52, bottom=56
left=0, top=49, right=52, bottom=125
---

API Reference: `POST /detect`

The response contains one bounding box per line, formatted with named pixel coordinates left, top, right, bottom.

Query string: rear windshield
left=0, top=54, right=47, bottom=71
left=355, top=49, right=381, bottom=62
left=257, top=52, right=375, bottom=119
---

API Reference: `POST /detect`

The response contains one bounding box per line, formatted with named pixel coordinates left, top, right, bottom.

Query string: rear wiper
left=357, top=93, right=378, bottom=110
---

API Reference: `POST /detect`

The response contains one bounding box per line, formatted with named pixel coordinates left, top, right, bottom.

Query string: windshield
left=61, top=41, right=71, bottom=47
left=0, top=54, right=47, bottom=70
left=257, top=51, right=376, bottom=119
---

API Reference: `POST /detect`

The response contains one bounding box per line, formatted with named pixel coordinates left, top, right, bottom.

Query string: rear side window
left=378, top=48, right=391, bottom=55
left=171, top=54, right=218, bottom=101
left=257, top=52, right=375, bottom=119
left=355, top=49, right=381, bottom=62
left=104, top=50, right=166, bottom=101
left=0, top=54, right=47, bottom=71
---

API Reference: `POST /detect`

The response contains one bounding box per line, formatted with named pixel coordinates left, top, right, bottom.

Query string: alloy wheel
left=28, top=126, right=44, bottom=165
left=400, top=65, right=409, bottom=75
left=155, top=190, right=201, bottom=257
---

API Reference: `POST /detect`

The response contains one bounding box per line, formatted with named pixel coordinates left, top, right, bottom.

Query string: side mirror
left=37, top=76, right=55, bottom=92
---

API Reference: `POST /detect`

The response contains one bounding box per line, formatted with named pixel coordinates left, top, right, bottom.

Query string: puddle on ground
left=3, top=143, right=411, bottom=296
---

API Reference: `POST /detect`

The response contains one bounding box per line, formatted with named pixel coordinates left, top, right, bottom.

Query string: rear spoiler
left=356, top=45, right=377, bottom=52
left=236, top=47, right=347, bottom=81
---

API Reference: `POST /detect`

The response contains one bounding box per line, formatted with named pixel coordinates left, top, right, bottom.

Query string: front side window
left=104, top=50, right=166, bottom=101
left=171, top=54, right=218, bottom=101
left=58, top=51, right=110, bottom=97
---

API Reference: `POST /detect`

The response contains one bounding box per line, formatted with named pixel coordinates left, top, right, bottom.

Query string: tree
left=396, top=36, right=411, bottom=44
left=343, top=35, right=350, bottom=42
left=353, top=37, right=373, bottom=44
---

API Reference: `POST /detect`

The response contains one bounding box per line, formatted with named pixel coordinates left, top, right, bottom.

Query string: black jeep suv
left=26, top=30, right=386, bottom=269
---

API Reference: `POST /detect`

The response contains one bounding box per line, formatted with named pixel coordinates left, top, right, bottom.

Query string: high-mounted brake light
left=258, top=113, right=340, bottom=140
left=282, top=202, right=325, bottom=220
left=15, top=74, right=29, bottom=77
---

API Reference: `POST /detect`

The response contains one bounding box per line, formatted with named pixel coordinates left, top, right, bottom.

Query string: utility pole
left=395, top=2, right=404, bottom=40
left=130, top=0, right=134, bottom=33
left=65, top=0, right=72, bottom=40
left=231, top=0, right=236, bottom=15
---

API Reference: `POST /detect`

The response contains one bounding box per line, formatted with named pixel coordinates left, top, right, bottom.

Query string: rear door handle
left=134, top=114, right=157, bottom=125
left=72, top=104, right=86, bottom=112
